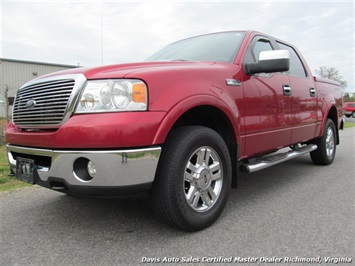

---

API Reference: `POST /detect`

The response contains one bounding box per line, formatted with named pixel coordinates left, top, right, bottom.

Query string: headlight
left=75, top=79, right=147, bottom=113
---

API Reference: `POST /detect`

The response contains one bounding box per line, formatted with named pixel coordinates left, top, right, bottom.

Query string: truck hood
left=39, top=61, right=217, bottom=80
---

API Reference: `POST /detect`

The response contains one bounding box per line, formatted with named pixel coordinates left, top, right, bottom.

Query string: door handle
left=310, top=88, right=316, bottom=97
left=283, top=85, right=291, bottom=96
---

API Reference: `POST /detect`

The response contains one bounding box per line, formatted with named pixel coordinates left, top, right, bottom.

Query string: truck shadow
left=31, top=155, right=319, bottom=234
left=5, top=146, right=350, bottom=266
left=7, top=151, right=343, bottom=266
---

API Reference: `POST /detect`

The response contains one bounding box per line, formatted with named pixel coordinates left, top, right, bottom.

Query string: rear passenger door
left=276, top=42, right=318, bottom=144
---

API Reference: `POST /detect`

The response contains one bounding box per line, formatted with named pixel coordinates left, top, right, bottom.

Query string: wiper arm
left=170, top=59, right=190, bottom=62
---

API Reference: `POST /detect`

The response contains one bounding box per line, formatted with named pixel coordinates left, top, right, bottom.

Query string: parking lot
left=0, top=127, right=354, bottom=265
left=344, top=116, right=355, bottom=124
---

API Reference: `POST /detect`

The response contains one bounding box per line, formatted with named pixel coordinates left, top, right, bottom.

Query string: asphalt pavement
left=1, top=127, right=354, bottom=265
left=344, top=116, right=355, bottom=124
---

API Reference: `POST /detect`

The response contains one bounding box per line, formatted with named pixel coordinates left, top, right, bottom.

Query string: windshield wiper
left=170, top=59, right=190, bottom=62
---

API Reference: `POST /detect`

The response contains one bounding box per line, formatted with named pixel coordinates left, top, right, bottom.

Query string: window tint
left=277, top=42, right=307, bottom=77
left=252, top=40, right=273, bottom=61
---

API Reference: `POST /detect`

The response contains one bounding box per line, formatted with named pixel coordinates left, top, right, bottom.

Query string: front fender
left=152, top=94, right=241, bottom=145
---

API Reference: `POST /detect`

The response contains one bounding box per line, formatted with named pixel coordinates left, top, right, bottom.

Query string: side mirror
left=244, top=50, right=290, bottom=75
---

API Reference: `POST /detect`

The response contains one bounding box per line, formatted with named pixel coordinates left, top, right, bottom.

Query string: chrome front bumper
left=7, top=144, right=161, bottom=191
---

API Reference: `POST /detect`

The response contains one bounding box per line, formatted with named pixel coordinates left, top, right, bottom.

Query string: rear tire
left=310, top=119, right=337, bottom=165
left=151, top=126, right=232, bottom=231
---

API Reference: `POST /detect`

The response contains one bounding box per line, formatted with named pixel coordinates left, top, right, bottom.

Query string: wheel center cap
left=195, top=168, right=211, bottom=191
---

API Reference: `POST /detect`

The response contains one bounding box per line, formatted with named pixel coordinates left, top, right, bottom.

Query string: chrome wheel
left=184, top=146, right=223, bottom=212
left=310, top=119, right=337, bottom=165
left=325, top=127, right=335, bottom=159
left=151, top=126, right=232, bottom=231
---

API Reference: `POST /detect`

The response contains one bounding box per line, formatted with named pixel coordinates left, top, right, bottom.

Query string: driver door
left=240, top=36, right=292, bottom=157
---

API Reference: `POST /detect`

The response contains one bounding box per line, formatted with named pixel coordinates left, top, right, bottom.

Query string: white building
left=0, top=58, right=78, bottom=117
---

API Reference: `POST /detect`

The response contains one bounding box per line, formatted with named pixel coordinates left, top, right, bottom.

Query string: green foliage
left=0, top=118, right=6, bottom=145
left=343, top=92, right=355, bottom=102
left=344, top=122, right=355, bottom=129
left=0, top=145, right=11, bottom=183
left=0, top=145, right=30, bottom=191
left=0, top=145, right=10, bottom=181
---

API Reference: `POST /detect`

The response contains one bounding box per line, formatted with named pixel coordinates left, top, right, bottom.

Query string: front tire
left=310, top=119, right=337, bottom=165
left=151, top=126, right=232, bottom=231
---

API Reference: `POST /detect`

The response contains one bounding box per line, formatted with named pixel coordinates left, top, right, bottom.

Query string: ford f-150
left=6, top=31, right=343, bottom=231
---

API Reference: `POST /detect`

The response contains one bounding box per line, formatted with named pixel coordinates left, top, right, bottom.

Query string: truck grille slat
left=14, top=105, right=67, bottom=111
left=13, top=79, right=76, bottom=127
left=20, top=86, right=73, bottom=93
left=19, top=90, right=72, bottom=99
left=16, top=95, right=72, bottom=103
left=12, top=110, right=66, bottom=116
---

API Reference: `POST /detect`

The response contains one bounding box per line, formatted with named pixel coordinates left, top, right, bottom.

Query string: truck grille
left=13, top=79, right=75, bottom=127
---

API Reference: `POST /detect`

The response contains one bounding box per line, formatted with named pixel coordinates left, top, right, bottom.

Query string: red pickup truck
left=6, top=31, right=343, bottom=231
left=343, top=102, right=355, bottom=117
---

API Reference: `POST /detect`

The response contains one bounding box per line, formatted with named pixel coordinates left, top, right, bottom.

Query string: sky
left=1, top=0, right=354, bottom=93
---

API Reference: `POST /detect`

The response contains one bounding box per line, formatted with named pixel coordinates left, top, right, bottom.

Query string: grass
left=344, top=122, right=355, bottom=129
left=0, top=145, right=30, bottom=192
left=0, top=118, right=7, bottom=146
left=0, top=145, right=10, bottom=183
left=0, top=121, right=354, bottom=192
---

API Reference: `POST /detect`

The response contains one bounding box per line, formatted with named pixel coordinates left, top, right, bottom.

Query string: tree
left=343, top=92, right=355, bottom=102
left=315, top=66, right=348, bottom=89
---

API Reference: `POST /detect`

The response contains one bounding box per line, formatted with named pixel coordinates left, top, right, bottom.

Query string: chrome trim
left=183, top=146, right=223, bottom=212
left=325, top=127, right=335, bottom=160
left=226, top=79, right=241, bottom=86
left=241, top=144, right=317, bottom=173
left=259, top=49, right=290, bottom=61
left=7, top=144, right=161, bottom=187
left=12, top=74, right=87, bottom=128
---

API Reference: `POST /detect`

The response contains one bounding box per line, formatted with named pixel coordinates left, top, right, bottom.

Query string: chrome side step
left=240, top=144, right=317, bottom=173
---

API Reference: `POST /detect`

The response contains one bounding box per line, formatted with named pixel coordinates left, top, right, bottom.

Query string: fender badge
left=226, top=79, right=241, bottom=86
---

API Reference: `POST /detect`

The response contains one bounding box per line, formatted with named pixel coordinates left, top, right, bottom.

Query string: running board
left=240, top=144, right=317, bottom=173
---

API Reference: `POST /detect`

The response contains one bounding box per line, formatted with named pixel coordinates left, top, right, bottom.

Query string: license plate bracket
left=16, top=157, right=35, bottom=184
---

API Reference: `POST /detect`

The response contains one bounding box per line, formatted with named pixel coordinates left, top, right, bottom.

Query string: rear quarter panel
left=314, top=77, right=343, bottom=136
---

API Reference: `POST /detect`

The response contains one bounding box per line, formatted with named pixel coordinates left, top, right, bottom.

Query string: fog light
left=87, top=161, right=96, bottom=178
left=73, top=157, right=95, bottom=182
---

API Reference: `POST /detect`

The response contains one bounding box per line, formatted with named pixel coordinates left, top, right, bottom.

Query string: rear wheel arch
left=310, top=118, right=337, bottom=165
left=325, top=105, right=340, bottom=145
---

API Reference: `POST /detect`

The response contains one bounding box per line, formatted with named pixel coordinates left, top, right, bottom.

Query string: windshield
left=146, top=31, right=246, bottom=63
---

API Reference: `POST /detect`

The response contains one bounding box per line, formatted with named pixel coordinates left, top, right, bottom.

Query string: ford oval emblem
left=26, top=99, right=36, bottom=109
